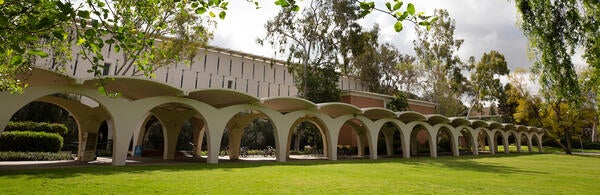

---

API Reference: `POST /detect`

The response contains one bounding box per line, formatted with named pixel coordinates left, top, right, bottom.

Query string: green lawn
left=1, top=154, right=599, bottom=194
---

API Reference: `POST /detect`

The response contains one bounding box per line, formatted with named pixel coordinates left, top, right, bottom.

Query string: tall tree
left=515, top=0, right=600, bottom=153
left=413, top=9, right=468, bottom=116
left=260, top=0, right=361, bottom=101
left=467, top=50, right=510, bottom=118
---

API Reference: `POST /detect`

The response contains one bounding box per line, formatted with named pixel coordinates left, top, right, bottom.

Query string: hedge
left=0, top=131, right=63, bottom=152
left=4, top=121, right=69, bottom=136
left=0, top=151, right=74, bottom=161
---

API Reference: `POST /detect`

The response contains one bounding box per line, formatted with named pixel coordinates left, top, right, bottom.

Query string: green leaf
left=29, top=50, right=49, bottom=58
left=209, top=11, right=216, bottom=18
left=0, top=0, right=4, bottom=5
left=219, top=11, right=226, bottom=19
left=10, top=55, right=24, bottom=66
left=407, top=3, right=415, bottom=15
left=394, top=21, right=403, bottom=32
left=275, top=0, right=289, bottom=7
left=393, top=2, right=403, bottom=11
left=77, top=38, right=86, bottom=45
left=52, top=31, right=67, bottom=40
left=385, top=2, right=392, bottom=11
left=291, top=5, right=300, bottom=12
left=77, top=10, right=90, bottom=18
left=195, top=7, right=207, bottom=15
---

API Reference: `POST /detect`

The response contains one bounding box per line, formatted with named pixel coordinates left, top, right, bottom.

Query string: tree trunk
left=564, top=131, right=573, bottom=155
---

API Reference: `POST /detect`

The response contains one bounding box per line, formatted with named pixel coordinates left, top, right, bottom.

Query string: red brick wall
left=341, top=95, right=384, bottom=108
left=337, top=124, right=357, bottom=146
left=409, top=104, right=436, bottom=114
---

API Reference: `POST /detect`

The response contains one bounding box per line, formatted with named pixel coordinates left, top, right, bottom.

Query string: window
left=227, top=80, right=233, bottom=89
left=103, top=63, right=111, bottom=75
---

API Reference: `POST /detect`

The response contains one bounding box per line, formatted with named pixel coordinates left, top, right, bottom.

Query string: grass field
left=1, top=153, right=599, bottom=194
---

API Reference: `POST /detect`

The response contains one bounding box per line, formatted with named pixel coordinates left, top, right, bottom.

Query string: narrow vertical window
left=203, top=54, right=207, bottom=72
left=209, top=73, right=212, bottom=88
left=165, top=67, right=170, bottom=83
left=102, top=63, right=111, bottom=76
left=229, top=59, right=232, bottom=76
left=257, top=81, right=260, bottom=97
left=180, top=69, right=185, bottom=88
left=195, top=72, right=199, bottom=89
left=216, top=57, right=220, bottom=74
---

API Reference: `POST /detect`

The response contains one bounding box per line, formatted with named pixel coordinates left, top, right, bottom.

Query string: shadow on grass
left=0, top=153, right=551, bottom=179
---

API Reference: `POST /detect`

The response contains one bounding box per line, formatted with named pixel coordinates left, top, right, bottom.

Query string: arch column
left=399, top=128, right=411, bottom=159
left=485, top=130, right=495, bottom=155
left=515, top=133, right=522, bottom=153
left=537, top=133, right=544, bottom=153
left=429, top=128, right=438, bottom=158
left=502, top=132, right=510, bottom=154
left=272, top=118, right=293, bottom=162
left=323, top=118, right=344, bottom=161
left=382, top=128, right=395, bottom=156
left=451, top=132, right=460, bottom=157
left=203, top=116, right=228, bottom=164
left=526, top=133, right=533, bottom=153
left=470, top=129, right=481, bottom=155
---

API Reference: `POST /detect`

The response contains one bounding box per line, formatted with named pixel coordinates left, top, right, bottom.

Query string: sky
left=210, top=0, right=533, bottom=71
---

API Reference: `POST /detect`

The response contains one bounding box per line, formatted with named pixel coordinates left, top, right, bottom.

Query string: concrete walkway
left=0, top=155, right=333, bottom=170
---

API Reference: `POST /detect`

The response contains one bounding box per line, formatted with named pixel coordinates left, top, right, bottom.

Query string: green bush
left=0, top=151, right=74, bottom=161
left=5, top=121, right=69, bottom=136
left=0, top=131, right=63, bottom=152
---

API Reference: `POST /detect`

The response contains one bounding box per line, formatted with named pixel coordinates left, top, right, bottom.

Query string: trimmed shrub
left=0, top=151, right=74, bottom=161
left=0, top=131, right=63, bottom=152
left=4, top=121, right=69, bottom=136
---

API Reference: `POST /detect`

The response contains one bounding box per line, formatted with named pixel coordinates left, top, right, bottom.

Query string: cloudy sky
left=211, top=0, right=532, bottom=71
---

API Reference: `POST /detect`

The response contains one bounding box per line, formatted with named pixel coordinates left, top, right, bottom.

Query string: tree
left=0, top=0, right=75, bottom=93
left=1, top=0, right=435, bottom=94
left=515, top=0, right=600, bottom=154
left=467, top=50, right=510, bottom=118
left=497, top=83, right=518, bottom=123
left=413, top=9, right=469, bottom=116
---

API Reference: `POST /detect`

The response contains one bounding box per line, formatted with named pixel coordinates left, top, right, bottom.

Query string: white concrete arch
left=126, top=96, right=219, bottom=163
left=0, top=85, right=144, bottom=165
left=405, top=121, right=436, bottom=157
left=454, top=125, right=478, bottom=156
left=507, top=130, right=521, bottom=153
left=372, top=118, right=410, bottom=158
left=517, top=131, right=533, bottom=153
left=325, top=114, right=377, bottom=159
left=432, top=123, right=458, bottom=157
left=284, top=111, right=332, bottom=160
left=476, top=127, right=495, bottom=155
left=35, top=95, right=111, bottom=161
left=491, top=129, right=510, bottom=154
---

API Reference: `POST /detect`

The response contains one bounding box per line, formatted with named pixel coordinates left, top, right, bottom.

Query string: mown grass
left=1, top=153, right=599, bottom=194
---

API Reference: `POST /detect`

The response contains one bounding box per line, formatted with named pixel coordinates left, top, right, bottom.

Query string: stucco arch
left=35, top=95, right=111, bottom=161
left=405, top=121, right=436, bottom=157
left=454, top=125, right=477, bottom=156
left=285, top=113, right=331, bottom=160
left=371, top=118, right=408, bottom=158
left=507, top=130, right=521, bottom=153
left=217, top=104, right=285, bottom=161
left=432, top=123, right=458, bottom=157
left=475, top=128, right=495, bottom=154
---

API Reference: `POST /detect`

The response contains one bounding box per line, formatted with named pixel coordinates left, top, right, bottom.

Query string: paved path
left=0, top=155, right=334, bottom=170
